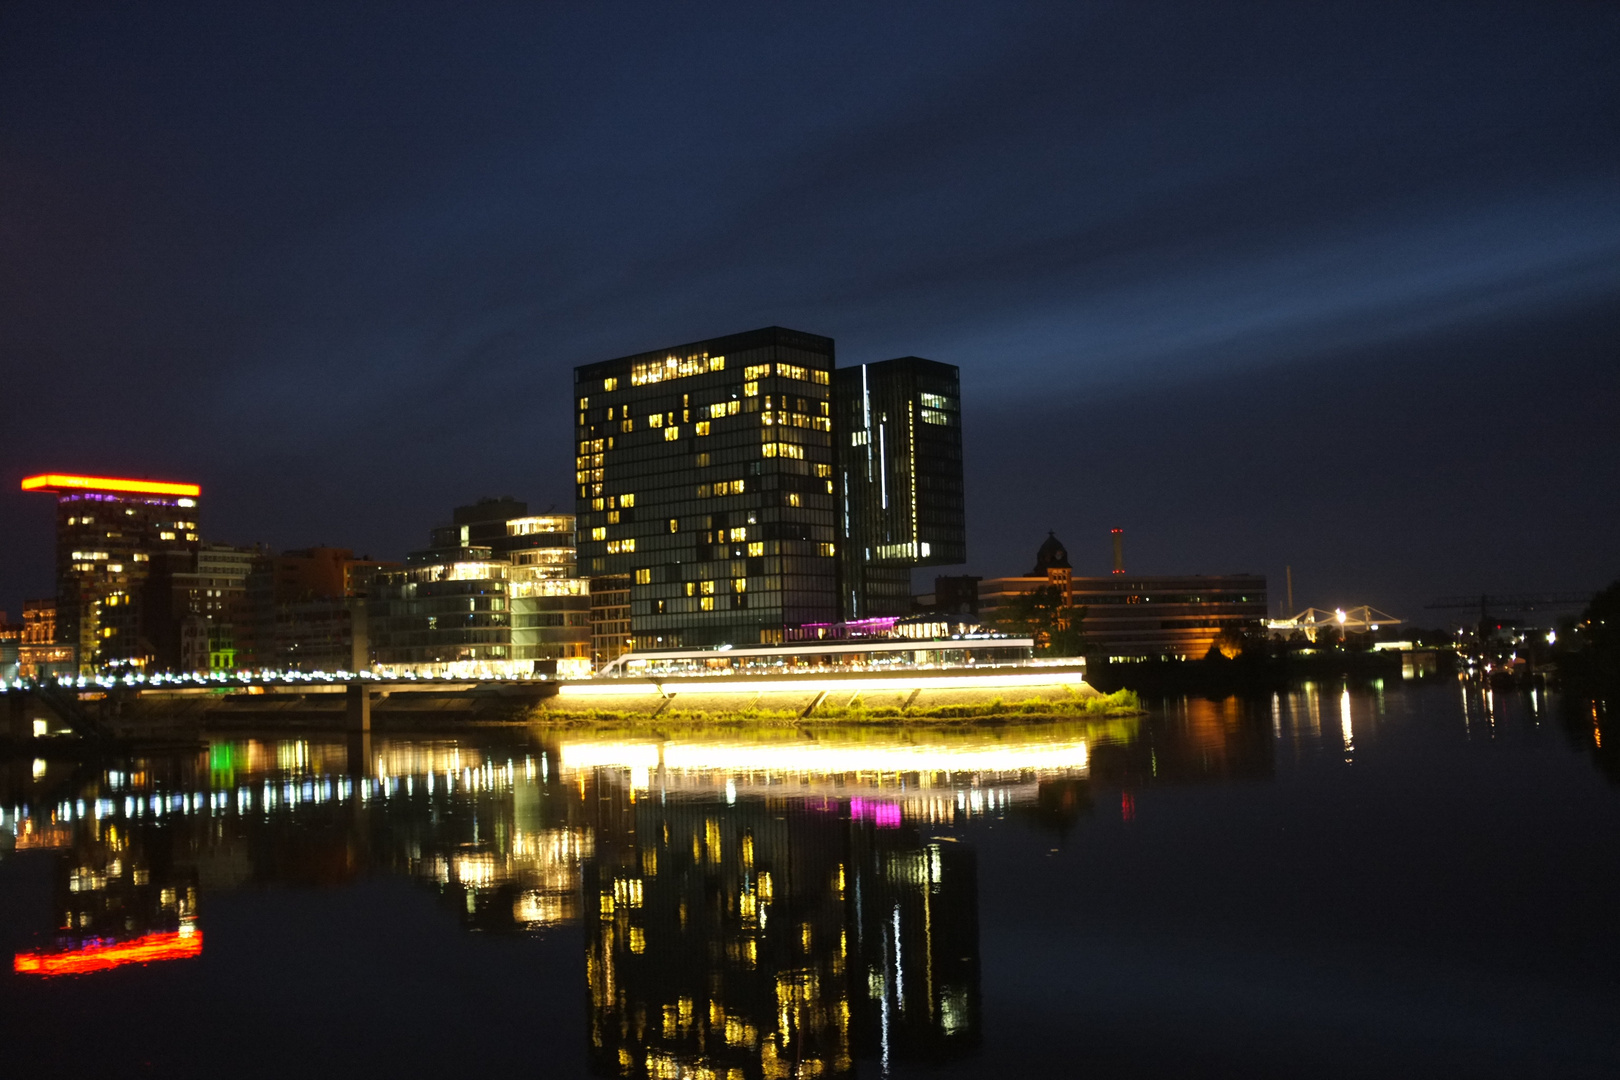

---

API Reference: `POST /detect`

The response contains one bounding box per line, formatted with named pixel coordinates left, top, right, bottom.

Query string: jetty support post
left=346, top=682, right=372, bottom=776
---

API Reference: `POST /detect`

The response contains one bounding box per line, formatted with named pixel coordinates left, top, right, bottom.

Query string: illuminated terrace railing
left=598, top=635, right=1041, bottom=678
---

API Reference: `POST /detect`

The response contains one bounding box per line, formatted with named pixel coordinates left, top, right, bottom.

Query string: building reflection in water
left=572, top=742, right=1001, bottom=1078
left=1, top=702, right=1288, bottom=1073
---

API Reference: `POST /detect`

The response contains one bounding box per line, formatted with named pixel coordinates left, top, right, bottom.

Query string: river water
left=1, top=681, right=1616, bottom=1078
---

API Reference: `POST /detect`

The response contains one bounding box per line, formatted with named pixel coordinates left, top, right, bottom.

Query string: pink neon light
left=850, top=798, right=902, bottom=828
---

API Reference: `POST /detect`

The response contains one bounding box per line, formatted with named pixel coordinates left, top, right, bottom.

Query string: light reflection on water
left=1, top=681, right=1616, bottom=1077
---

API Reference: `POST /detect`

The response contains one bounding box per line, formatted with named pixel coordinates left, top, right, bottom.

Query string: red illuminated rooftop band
left=20, top=473, right=201, bottom=498
left=13, top=929, right=204, bottom=977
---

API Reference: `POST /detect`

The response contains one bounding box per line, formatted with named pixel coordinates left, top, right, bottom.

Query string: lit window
left=621, top=493, right=634, bottom=507
left=787, top=493, right=802, bottom=507
left=664, top=427, right=679, bottom=441
left=607, top=511, right=620, bottom=524
left=728, top=527, right=747, bottom=542
left=621, top=419, right=633, bottom=432
left=762, top=441, right=804, bottom=460
left=695, top=421, right=711, bottom=436
left=668, top=518, right=679, bottom=533
left=700, top=580, right=715, bottom=595
left=747, top=541, right=763, bottom=557
left=603, top=377, right=618, bottom=391
left=685, top=582, right=696, bottom=596
left=815, top=463, right=832, bottom=478
left=700, top=596, right=715, bottom=611
left=743, top=381, right=759, bottom=397
left=592, top=498, right=605, bottom=511
left=743, top=364, right=770, bottom=379
left=818, top=542, right=836, bottom=557
left=578, top=397, right=589, bottom=410
left=591, top=527, right=607, bottom=540
left=732, top=577, right=746, bottom=593
left=635, top=568, right=651, bottom=585
left=648, top=413, right=663, bottom=428
left=630, top=352, right=725, bottom=386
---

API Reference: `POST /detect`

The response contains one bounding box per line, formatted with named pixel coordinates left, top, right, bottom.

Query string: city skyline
left=3, top=2, right=1617, bottom=622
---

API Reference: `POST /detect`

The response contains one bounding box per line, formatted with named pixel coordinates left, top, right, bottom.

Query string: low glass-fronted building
left=370, top=501, right=590, bottom=677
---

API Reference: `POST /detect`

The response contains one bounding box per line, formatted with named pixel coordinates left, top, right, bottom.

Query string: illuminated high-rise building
left=835, top=357, right=967, bottom=620
left=21, top=473, right=202, bottom=674
left=574, top=327, right=839, bottom=649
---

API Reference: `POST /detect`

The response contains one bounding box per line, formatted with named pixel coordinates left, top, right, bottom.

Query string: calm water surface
left=1, top=681, right=1616, bottom=1078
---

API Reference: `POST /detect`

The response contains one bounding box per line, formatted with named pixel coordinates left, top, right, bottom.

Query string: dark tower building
left=574, top=327, right=839, bottom=649
left=22, top=473, right=202, bottom=674
left=834, top=357, right=967, bottom=620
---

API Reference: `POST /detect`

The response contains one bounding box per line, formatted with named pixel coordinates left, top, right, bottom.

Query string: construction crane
left=1425, top=593, right=1589, bottom=626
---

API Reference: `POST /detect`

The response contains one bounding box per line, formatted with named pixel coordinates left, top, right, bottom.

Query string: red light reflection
left=13, top=930, right=203, bottom=977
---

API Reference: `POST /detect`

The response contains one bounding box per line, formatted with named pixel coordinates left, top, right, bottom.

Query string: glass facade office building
left=575, top=327, right=840, bottom=648
left=370, top=499, right=590, bottom=676
left=835, top=357, right=967, bottom=619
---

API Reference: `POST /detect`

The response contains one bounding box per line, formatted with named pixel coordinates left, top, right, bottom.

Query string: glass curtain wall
left=575, top=327, right=840, bottom=648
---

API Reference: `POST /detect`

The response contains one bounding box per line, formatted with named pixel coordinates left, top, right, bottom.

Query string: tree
left=1561, top=579, right=1620, bottom=693
left=994, top=585, right=1086, bottom=657
left=1209, top=625, right=1248, bottom=660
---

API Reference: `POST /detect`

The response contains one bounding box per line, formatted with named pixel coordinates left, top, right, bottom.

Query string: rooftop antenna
left=1111, top=528, right=1124, bottom=574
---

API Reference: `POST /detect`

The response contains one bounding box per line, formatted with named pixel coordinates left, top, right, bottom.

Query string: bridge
left=3, top=672, right=556, bottom=744
left=1264, top=606, right=1403, bottom=643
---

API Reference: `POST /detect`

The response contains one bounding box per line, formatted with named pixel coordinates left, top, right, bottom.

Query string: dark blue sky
left=3, top=1, right=1617, bottom=620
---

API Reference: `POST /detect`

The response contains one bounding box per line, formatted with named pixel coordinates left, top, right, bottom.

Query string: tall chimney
left=1111, top=527, right=1124, bottom=574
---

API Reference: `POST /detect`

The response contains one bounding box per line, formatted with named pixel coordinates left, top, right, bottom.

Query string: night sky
left=3, top=1, right=1617, bottom=622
